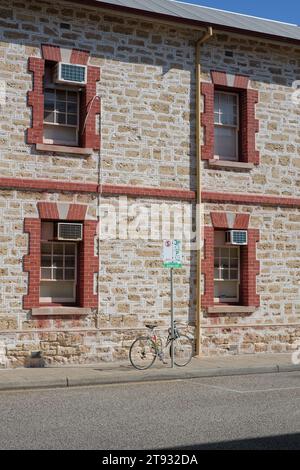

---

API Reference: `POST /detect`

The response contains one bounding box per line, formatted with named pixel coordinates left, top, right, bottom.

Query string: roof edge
left=64, top=0, right=300, bottom=46
left=173, top=0, right=298, bottom=27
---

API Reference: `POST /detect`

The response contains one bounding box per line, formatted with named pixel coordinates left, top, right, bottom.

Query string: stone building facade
left=0, top=0, right=299, bottom=366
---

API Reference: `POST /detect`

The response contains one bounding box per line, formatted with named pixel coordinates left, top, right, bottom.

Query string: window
left=202, top=215, right=260, bottom=309
left=40, top=242, right=77, bottom=303
left=201, top=71, right=259, bottom=165
left=44, top=88, right=79, bottom=146
left=39, top=221, right=78, bottom=304
left=24, top=203, right=99, bottom=310
left=214, top=231, right=240, bottom=303
left=27, top=51, right=100, bottom=150
left=42, top=62, right=81, bottom=147
left=214, top=91, right=239, bottom=161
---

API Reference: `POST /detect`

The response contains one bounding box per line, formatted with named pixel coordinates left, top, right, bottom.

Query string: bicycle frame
left=149, top=325, right=181, bottom=359
left=129, top=322, right=193, bottom=370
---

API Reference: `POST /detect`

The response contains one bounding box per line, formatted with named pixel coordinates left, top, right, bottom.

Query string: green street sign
left=163, top=240, right=182, bottom=269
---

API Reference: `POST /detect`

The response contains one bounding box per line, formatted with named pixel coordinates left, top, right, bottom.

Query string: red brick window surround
left=201, top=71, right=259, bottom=165
left=202, top=212, right=260, bottom=309
left=23, top=202, right=98, bottom=310
left=27, top=45, right=100, bottom=150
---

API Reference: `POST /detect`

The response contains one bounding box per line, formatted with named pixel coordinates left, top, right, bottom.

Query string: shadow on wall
left=165, top=433, right=300, bottom=450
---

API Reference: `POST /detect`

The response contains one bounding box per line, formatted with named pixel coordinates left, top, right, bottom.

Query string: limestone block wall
left=0, top=0, right=196, bottom=190
left=0, top=0, right=299, bottom=197
left=201, top=202, right=300, bottom=355
left=0, top=189, right=196, bottom=366
left=200, top=34, right=300, bottom=197
left=0, top=0, right=300, bottom=365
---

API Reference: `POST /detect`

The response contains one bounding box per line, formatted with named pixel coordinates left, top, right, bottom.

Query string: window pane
left=222, top=269, right=229, bottom=280
left=57, top=113, right=66, bottom=124
left=215, top=126, right=238, bottom=161
left=44, top=89, right=55, bottom=101
left=41, top=268, right=52, bottom=280
left=214, top=112, right=220, bottom=124
left=56, top=90, right=66, bottom=101
left=44, top=101, right=55, bottom=111
left=41, top=256, right=51, bottom=267
left=57, top=101, right=66, bottom=113
left=230, top=248, right=239, bottom=257
left=53, top=244, right=63, bottom=255
left=44, top=111, right=54, bottom=123
left=221, top=258, right=229, bottom=268
left=215, top=280, right=238, bottom=301
left=65, top=244, right=75, bottom=255
left=67, top=102, right=77, bottom=114
left=221, top=248, right=229, bottom=258
left=41, top=243, right=51, bottom=254
left=54, top=269, right=64, bottom=280
left=214, top=92, right=221, bottom=107
left=214, top=268, right=220, bottom=279
left=214, top=97, right=219, bottom=113
left=65, top=269, right=75, bottom=280
left=67, top=114, right=77, bottom=126
left=68, top=91, right=78, bottom=102
left=214, top=92, right=238, bottom=126
left=65, top=257, right=75, bottom=267
left=230, top=258, right=239, bottom=268
left=230, top=269, right=239, bottom=280
left=53, top=256, right=63, bottom=268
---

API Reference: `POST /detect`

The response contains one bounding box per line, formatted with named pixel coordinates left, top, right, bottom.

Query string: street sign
left=163, top=240, right=182, bottom=268
left=163, top=240, right=182, bottom=368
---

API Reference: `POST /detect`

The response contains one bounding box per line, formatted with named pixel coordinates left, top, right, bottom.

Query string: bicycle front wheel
left=129, top=337, right=156, bottom=370
left=171, top=335, right=194, bottom=367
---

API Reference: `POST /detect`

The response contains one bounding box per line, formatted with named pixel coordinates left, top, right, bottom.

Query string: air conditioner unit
left=225, top=230, right=248, bottom=246
left=54, top=63, right=87, bottom=85
left=57, top=223, right=83, bottom=241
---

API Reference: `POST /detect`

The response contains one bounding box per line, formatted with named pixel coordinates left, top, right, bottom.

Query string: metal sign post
left=170, top=267, right=174, bottom=368
left=163, top=240, right=182, bottom=369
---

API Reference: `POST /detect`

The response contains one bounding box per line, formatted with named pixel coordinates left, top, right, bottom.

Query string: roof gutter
left=63, top=0, right=300, bottom=47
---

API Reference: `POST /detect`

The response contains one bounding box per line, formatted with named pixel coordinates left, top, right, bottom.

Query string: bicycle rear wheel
left=171, top=335, right=193, bottom=367
left=129, top=337, right=156, bottom=370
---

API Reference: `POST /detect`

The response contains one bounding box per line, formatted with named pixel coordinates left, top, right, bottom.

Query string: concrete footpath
left=0, top=353, right=300, bottom=392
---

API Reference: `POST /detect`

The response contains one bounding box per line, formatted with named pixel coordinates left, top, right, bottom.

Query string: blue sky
left=178, top=0, right=300, bottom=25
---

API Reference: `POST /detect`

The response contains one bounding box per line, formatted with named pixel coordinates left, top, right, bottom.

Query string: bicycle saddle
left=145, top=324, right=157, bottom=329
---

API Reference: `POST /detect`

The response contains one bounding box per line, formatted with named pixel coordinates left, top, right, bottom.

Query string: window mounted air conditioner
left=225, top=230, right=248, bottom=246
left=57, top=223, right=83, bottom=241
left=54, top=63, right=87, bottom=85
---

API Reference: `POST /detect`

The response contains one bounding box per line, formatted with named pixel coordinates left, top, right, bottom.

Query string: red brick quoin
left=27, top=58, right=45, bottom=145
left=23, top=203, right=98, bottom=310
left=201, top=212, right=260, bottom=309
left=23, top=218, right=41, bottom=309
left=27, top=47, right=100, bottom=149
left=201, top=71, right=259, bottom=164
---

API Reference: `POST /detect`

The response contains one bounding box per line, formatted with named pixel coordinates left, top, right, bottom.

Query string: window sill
left=207, top=306, right=256, bottom=314
left=36, top=143, right=93, bottom=156
left=32, top=307, right=91, bottom=316
left=208, top=159, right=254, bottom=171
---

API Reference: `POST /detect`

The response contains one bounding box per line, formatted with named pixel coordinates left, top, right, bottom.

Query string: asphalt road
left=1, top=371, right=300, bottom=450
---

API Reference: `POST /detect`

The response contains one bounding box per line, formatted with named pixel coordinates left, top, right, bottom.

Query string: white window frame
left=214, top=91, right=239, bottom=161
left=43, top=87, right=80, bottom=146
left=214, top=245, right=240, bottom=303
left=40, top=242, right=77, bottom=303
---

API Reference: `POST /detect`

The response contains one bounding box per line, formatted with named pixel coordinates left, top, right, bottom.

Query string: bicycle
left=129, top=321, right=194, bottom=370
